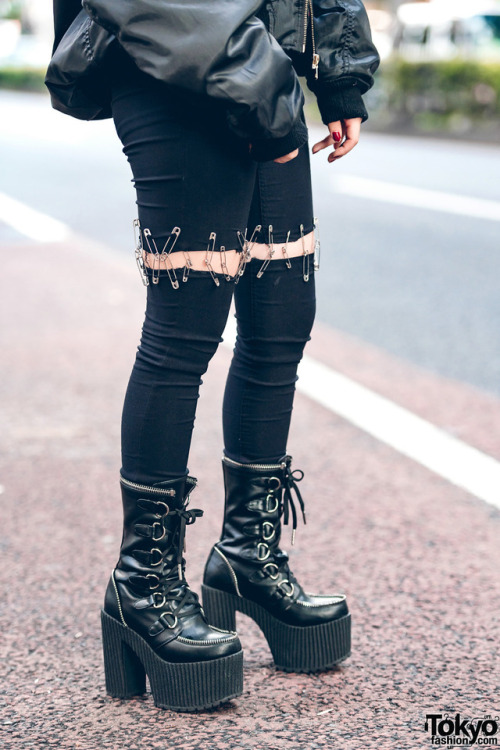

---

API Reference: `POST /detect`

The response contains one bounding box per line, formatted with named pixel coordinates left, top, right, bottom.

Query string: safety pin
left=236, top=224, right=262, bottom=279
left=133, top=218, right=149, bottom=286
left=182, top=251, right=192, bottom=283
left=256, top=224, right=275, bottom=278
left=204, top=232, right=220, bottom=286
left=143, top=228, right=162, bottom=285
left=237, top=229, right=247, bottom=253
left=220, top=246, right=232, bottom=281
left=235, top=230, right=247, bottom=284
left=247, top=224, right=262, bottom=254
left=161, top=226, right=181, bottom=289
left=235, top=230, right=249, bottom=281
left=243, top=224, right=262, bottom=270
left=144, top=228, right=180, bottom=289
left=313, top=216, right=321, bottom=271
left=281, top=229, right=292, bottom=269
left=300, top=223, right=309, bottom=282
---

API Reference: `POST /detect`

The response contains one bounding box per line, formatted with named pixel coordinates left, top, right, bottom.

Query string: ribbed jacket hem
left=315, top=81, right=368, bottom=125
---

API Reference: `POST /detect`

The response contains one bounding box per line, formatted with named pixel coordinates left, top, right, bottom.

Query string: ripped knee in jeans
left=134, top=219, right=241, bottom=288
left=247, top=223, right=320, bottom=282
left=133, top=218, right=321, bottom=288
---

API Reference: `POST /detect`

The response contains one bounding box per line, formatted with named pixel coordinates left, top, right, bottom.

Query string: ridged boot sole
left=201, top=584, right=351, bottom=674
left=101, top=609, right=243, bottom=711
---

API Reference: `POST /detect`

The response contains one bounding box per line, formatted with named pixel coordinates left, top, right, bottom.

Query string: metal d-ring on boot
left=101, top=474, right=243, bottom=712
left=201, top=456, right=351, bottom=673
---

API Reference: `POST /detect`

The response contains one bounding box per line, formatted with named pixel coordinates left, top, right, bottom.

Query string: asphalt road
left=1, top=90, right=499, bottom=395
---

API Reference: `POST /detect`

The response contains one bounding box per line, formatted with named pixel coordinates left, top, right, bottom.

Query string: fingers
left=274, top=148, right=299, bottom=164
left=330, top=120, right=344, bottom=152
left=312, top=118, right=362, bottom=163
left=311, top=133, right=333, bottom=154
left=248, top=143, right=298, bottom=163
left=312, top=118, right=342, bottom=154
left=328, top=118, right=362, bottom=163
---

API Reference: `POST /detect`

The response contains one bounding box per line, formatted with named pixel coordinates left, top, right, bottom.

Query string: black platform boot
left=101, top=473, right=243, bottom=711
left=201, top=456, right=351, bottom=673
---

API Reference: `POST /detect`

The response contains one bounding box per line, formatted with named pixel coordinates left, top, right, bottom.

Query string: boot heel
left=201, top=584, right=237, bottom=631
left=101, top=609, right=146, bottom=698
left=101, top=609, right=243, bottom=711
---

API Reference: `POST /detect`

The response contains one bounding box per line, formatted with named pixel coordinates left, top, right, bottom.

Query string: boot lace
left=258, top=459, right=307, bottom=588
left=146, top=505, right=204, bottom=620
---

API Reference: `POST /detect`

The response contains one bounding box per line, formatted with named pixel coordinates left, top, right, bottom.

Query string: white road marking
left=298, top=357, right=500, bottom=510
left=0, top=192, right=71, bottom=243
left=223, top=317, right=500, bottom=510
left=334, top=175, right=500, bottom=222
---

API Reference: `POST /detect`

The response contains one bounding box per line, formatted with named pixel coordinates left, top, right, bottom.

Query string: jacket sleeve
left=82, top=0, right=308, bottom=156
left=305, top=0, right=380, bottom=125
left=52, top=0, right=83, bottom=53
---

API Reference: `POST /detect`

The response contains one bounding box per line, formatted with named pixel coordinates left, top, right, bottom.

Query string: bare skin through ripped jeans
left=107, top=46, right=317, bottom=484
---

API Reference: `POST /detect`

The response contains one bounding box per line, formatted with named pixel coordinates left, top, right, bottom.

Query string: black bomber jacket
left=45, top=0, right=380, bottom=162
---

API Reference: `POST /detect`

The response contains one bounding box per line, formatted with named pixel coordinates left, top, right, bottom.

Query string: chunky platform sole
left=101, top=609, right=243, bottom=712
left=201, top=584, right=351, bottom=673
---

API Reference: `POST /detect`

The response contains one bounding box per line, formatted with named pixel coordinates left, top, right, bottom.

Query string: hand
left=248, top=143, right=300, bottom=163
left=312, top=118, right=362, bottom=163
left=273, top=148, right=299, bottom=164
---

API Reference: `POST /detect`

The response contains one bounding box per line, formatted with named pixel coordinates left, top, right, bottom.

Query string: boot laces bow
left=281, top=461, right=307, bottom=546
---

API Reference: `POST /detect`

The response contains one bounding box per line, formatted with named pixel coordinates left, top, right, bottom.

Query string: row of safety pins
left=133, top=217, right=321, bottom=288
left=134, top=219, right=238, bottom=289
left=237, top=219, right=321, bottom=283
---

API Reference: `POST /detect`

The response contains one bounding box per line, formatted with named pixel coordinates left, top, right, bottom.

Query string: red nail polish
left=333, top=132, right=342, bottom=142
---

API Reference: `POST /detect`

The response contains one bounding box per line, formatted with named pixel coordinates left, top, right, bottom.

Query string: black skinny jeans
left=108, top=48, right=317, bottom=484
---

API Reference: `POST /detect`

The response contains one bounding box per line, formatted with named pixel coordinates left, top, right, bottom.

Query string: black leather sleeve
left=306, top=0, right=380, bottom=124
left=52, top=0, right=82, bottom=53
left=82, top=0, right=305, bottom=145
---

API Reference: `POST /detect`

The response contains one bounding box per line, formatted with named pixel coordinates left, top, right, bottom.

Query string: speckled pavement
left=1, top=235, right=499, bottom=749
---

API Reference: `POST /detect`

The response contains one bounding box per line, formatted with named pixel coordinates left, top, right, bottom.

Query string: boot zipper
left=223, top=456, right=287, bottom=471
left=302, top=0, right=320, bottom=79
left=120, top=475, right=196, bottom=496
left=177, top=634, right=237, bottom=645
